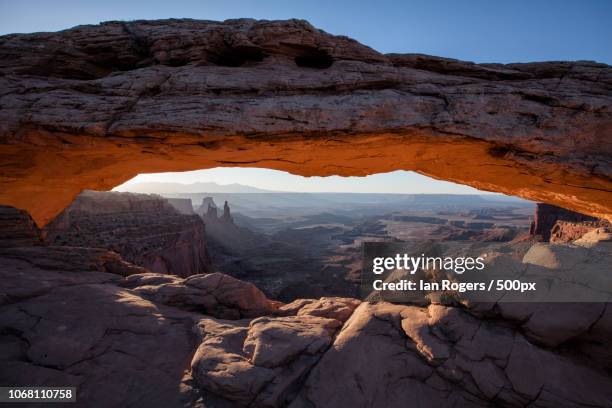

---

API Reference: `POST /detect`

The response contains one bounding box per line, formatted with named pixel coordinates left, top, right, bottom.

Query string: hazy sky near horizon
left=117, top=169, right=489, bottom=194
left=2, top=1, right=611, bottom=194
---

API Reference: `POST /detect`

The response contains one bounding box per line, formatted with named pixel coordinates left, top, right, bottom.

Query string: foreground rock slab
left=0, top=260, right=200, bottom=407
left=191, top=298, right=360, bottom=407
left=290, top=302, right=612, bottom=408
left=1, top=240, right=612, bottom=407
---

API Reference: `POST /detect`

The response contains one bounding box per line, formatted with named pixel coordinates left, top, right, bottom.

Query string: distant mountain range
left=115, top=181, right=524, bottom=198
left=114, top=181, right=274, bottom=194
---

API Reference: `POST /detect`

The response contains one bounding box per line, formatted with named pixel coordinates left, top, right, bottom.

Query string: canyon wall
left=45, top=190, right=211, bottom=277
left=0, top=206, right=42, bottom=247
left=0, top=19, right=610, bottom=226
left=167, top=198, right=195, bottom=214
left=530, top=203, right=610, bottom=242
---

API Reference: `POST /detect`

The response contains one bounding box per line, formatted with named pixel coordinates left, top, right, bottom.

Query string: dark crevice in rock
left=207, top=45, right=265, bottom=67
left=294, top=49, right=333, bottom=69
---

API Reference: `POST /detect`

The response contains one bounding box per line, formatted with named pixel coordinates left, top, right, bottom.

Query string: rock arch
left=0, top=18, right=610, bottom=226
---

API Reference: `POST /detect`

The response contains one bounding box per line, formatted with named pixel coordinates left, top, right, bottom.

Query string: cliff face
left=530, top=203, right=610, bottom=242
left=195, top=197, right=217, bottom=217
left=45, top=190, right=211, bottom=277
left=0, top=19, right=610, bottom=226
left=0, top=205, right=42, bottom=247
left=549, top=221, right=610, bottom=243
left=0, top=205, right=149, bottom=276
left=166, top=198, right=195, bottom=214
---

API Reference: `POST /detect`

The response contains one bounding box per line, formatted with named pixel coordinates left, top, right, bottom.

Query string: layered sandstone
left=0, top=19, right=610, bottom=226
left=530, top=203, right=610, bottom=242
left=0, top=205, right=42, bottom=247
left=45, top=190, right=211, bottom=277
left=0, top=204, right=150, bottom=280
left=550, top=221, right=611, bottom=243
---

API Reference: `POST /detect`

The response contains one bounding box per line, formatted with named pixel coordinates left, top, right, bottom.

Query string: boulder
left=191, top=302, right=354, bottom=407
left=123, top=272, right=279, bottom=319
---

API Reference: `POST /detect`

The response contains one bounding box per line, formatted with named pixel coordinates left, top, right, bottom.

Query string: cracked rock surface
left=291, top=302, right=612, bottom=408
left=0, top=19, right=611, bottom=225
left=2, top=240, right=612, bottom=407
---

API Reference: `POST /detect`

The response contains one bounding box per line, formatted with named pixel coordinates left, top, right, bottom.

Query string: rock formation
left=0, top=19, right=610, bottom=226
left=530, top=203, right=610, bottom=242
left=121, top=272, right=280, bottom=319
left=45, top=190, right=211, bottom=277
left=0, top=206, right=149, bottom=278
left=197, top=198, right=234, bottom=225
left=2, top=219, right=612, bottom=406
left=289, top=301, right=612, bottom=407
left=194, top=198, right=343, bottom=300
left=166, top=198, right=195, bottom=214
left=549, top=221, right=611, bottom=243
left=221, top=200, right=233, bottom=223
left=196, top=197, right=217, bottom=217
left=191, top=297, right=361, bottom=407
left=0, top=205, right=42, bottom=247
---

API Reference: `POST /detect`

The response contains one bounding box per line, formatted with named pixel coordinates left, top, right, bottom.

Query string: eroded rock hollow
left=0, top=19, right=611, bottom=226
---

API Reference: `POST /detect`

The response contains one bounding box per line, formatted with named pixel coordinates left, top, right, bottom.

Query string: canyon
left=38, top=189, right=534, bottom=301
left=1, top=198, right=612, bottom=407
left=0, top=17, right=611, bottom=408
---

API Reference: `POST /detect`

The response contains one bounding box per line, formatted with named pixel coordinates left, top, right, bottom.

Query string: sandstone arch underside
left=0, top=19, right=610, bottom=226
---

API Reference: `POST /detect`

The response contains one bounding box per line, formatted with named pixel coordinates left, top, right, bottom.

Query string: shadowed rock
left=45, top=190, right=212, bottom=277
left=0, top=206, right=42, bottom=247
left=122, top=272, right=280, bottom=319
left=1, top=238, right=612, bottom=407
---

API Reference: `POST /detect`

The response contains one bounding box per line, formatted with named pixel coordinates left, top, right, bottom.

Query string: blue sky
left=3, top=1, right=610, bottom=194
left=2, top=0, right=610, bottom=63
